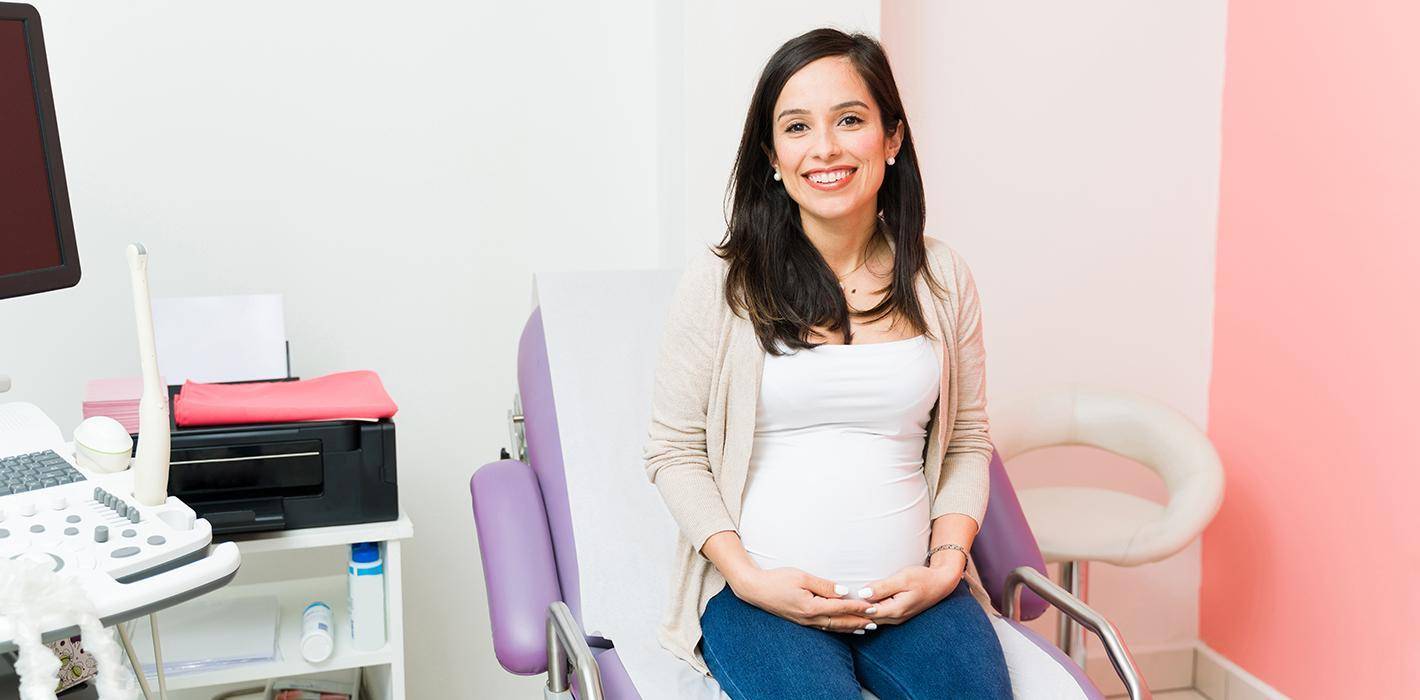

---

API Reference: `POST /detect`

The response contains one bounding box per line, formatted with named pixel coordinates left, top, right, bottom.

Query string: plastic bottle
left=300, top=602, right=334, bottom=663
left=347, top=542, right=387, bottom=651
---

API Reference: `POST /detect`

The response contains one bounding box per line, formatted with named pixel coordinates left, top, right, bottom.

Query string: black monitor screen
left=0, top=5, right=78, bottom=299
left=0, top=19, right=60, bottom=276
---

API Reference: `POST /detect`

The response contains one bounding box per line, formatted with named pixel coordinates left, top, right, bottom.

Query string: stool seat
left=1017, top=486, right=1167, bottom=565
left=994, top=385, right=1225, bottom=568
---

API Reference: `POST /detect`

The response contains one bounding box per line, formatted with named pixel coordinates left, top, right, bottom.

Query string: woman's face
left=770, top=56, right=902, bottom=230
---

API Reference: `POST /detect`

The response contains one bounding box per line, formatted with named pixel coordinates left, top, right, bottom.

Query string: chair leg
left=1055, top=560, right=1089, bottom=668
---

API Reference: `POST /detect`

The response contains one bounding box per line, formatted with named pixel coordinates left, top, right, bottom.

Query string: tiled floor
left=1109, top=690, right=1208, bottom=700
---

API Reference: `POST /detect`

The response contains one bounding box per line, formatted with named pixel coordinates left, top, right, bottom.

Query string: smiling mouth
left=803, top=167, right=857, bottom=191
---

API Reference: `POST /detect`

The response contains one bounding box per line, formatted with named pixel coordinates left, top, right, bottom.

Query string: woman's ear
left=886, top=121, right=905, bottom=162
left=761, top=141, right=778, bottom=170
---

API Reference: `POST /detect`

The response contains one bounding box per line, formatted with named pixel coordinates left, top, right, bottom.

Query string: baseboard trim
left=1084, top=642, right=1290, bottom=699
left=1193, top=643, right=1289, bottom=700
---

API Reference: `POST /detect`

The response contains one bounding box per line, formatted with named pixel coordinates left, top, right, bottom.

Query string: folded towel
left=174, top=370, right=398, bottom=427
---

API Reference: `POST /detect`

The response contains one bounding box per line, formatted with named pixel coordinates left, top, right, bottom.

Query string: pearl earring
left=772, top=169, right=781, bottom=181
left=887, top=157, right=896, bottom=166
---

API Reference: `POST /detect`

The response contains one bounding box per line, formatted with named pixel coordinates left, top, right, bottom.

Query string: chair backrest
left=975, top=450, right=1049, bottom=619
left=517, top=306, right=1049, bottom=623
left=517, top=307, right=585, bottom=622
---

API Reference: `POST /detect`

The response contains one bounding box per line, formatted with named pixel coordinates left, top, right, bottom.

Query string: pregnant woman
left=643, top=28, right=1013, bottom=700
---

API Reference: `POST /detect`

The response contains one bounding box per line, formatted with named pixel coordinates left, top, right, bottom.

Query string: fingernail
left=834, top=584, right=848, bottom=596
left=865, top=606, right=878, bottom=614
left=866, top=623, right=878, bottom=630
left=853, top=629, right=865, bottom=635
left=858, top=587, right=873, bottom=598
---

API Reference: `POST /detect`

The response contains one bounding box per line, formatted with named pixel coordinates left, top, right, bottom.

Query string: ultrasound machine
left=1, top=3, right=241, bottom=697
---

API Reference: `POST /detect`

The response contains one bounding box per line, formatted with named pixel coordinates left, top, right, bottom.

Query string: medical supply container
left=347, top=542, right=387, bottom=651
left=300, top=601, right=335, bottom=663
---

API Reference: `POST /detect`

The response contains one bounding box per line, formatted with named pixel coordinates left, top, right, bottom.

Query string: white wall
left=0, top=1, right=660, bottom=697
left=882, top=0, right=1228, bottom=660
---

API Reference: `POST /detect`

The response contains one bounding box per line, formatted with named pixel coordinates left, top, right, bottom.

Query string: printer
left=152, top=386, right=399, bottom=534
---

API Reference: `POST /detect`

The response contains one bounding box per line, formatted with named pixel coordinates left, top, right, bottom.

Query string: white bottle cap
left=301, top=632, right=333, bottom=663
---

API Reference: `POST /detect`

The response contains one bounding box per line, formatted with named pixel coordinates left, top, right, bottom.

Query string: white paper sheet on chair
left=537, top=270, right=1099, bottom=700
left=536, top=269, right=726, bottom=699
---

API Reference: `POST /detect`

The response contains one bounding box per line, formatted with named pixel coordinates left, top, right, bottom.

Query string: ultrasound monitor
left=0, top=2, right=79, bottom=301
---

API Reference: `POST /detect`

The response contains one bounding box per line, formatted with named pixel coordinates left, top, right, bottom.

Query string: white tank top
left=737, top=334, right=940, bottom=595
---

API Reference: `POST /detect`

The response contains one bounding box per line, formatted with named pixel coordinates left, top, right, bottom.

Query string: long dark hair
left=716, top=28, right=940, bottom=355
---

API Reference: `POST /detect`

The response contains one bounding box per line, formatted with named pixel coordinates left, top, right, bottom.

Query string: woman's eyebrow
left=776, top=100, right=869, bottom=121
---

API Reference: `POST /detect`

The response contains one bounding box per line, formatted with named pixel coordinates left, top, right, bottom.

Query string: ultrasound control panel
left=0, top=403, right=241, bottom=650
left=0, top=450, right=210, bottom=584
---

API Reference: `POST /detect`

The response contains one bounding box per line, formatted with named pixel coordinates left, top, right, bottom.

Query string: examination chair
left=470, top=304, right=1152, bottom=700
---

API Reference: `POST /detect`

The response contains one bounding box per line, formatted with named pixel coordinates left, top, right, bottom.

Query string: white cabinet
left=151, top=511, right=413, bottom=700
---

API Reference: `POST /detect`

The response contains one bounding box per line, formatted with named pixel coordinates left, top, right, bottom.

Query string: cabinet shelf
left=143, top=575, right=389, bottom=691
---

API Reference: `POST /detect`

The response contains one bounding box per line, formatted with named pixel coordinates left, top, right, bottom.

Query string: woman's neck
left=800, top=206, right=879, bottom=276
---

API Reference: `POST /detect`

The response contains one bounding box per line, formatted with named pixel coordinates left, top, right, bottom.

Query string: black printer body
left=157, top=415, right=398, bottom=535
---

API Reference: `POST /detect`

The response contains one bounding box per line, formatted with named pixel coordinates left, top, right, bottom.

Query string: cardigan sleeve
left=930, top=245, right=993, bottom=529
left=642, top=250, right=738, bottom=556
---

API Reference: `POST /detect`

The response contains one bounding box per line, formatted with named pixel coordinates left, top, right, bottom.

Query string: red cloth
left=174, top=370, right=398, bottom=427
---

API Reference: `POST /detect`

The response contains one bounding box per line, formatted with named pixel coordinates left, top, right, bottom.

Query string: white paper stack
left=128, top=595, right=281, bottom=677
left=151, top=294, right=289, bottom=384
left=82, top=376, right=163, bottom=434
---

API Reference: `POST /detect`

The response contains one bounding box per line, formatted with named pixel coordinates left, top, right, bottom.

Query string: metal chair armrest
left=1002, top=566, right=1152, bottom=700
left=546, top=601, right=605, bottom=700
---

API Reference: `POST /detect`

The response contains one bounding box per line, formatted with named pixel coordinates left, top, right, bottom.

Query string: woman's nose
left=809, top=127, right=841, bottom=160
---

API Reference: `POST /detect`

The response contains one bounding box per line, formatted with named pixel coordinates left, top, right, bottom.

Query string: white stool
left=992, top=384, right=1224, bottom=666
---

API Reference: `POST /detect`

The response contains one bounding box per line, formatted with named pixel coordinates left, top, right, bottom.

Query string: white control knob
left=18, top=501, right=35, bottom=517
left=49, top=495, right=67, bottom=511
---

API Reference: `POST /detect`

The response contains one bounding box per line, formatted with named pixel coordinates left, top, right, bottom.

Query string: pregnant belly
left=737, top=433, right=931, bottom=596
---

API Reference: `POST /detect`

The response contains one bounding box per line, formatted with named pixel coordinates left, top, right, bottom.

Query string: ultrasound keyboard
left=1, top=449, right=85, bottom=495
left=0, top=403, right=241, bottom=649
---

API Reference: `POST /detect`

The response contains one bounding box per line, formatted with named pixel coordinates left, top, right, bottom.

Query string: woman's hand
left=859, top=560, right=963, bottom=626
left=728, top=566, right=875, bottom=633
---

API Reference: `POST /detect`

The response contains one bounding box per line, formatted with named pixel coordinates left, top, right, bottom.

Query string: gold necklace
left=837, top=237, right=876, bottom=294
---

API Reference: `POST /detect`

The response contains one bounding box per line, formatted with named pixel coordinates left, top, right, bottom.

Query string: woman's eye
left=785, top=123, right=807, bottom=133
left=839, top=115, right=864, bottom=127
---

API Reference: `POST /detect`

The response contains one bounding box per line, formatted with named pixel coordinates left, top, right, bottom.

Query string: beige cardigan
left=642, top=235, right=997, bottom=677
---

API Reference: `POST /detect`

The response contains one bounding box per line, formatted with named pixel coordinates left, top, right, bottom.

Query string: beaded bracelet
left=925, top=543, right=968, bottom=569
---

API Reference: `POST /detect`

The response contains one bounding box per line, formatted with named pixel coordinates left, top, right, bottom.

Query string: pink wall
left=1203, top=0, right=1420, bottom=696
left=881, top=0, right=1229, bottom=659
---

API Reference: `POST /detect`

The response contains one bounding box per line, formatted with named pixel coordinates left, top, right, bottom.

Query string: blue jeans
left=699, top=579, right=1013, bottom=700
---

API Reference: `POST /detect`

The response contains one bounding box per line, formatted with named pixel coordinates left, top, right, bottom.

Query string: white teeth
left=808, top=169, right=852, bottom=184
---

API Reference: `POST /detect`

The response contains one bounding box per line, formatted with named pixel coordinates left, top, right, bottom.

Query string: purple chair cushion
left=470, top=459, right=563, bottom=675
left=973, top=450, right=1050, bottom=620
